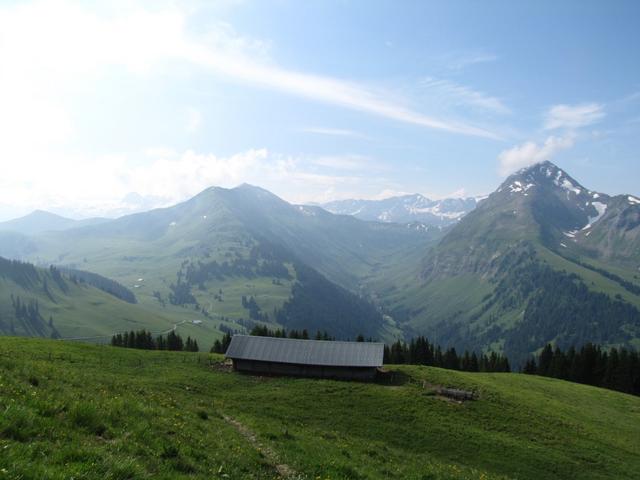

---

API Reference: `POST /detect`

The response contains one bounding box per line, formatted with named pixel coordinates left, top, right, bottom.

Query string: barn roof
left=225, top=335, right=384, bottom=368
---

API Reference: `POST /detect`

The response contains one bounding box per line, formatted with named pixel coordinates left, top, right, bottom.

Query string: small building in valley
left=225, top=335, right=384, bottom=380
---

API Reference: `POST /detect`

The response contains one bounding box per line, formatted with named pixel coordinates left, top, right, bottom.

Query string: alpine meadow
left=1, top=1, right=640, bottom=479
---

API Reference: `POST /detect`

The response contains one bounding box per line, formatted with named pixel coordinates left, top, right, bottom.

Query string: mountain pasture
left=1, top=337, right=639, bottom=479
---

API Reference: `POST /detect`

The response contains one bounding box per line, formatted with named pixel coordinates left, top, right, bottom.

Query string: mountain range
left=0, top=210, right=107, bottom=235
left=0, top=184, right=439, bottom=347
left=1, top=162, right=639, bottom=361
left=322, top=194, right=481, bottom=227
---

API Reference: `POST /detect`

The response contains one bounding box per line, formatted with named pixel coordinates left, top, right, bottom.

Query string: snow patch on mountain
left=508, top=180, right=535, bottom=193
left=321, top=194, right=479, bottom=226
left=582, top=202, right=607, bottom=230
left=560, top=178, right=582, bottom=195
left=542, top=167, right=582, bottom=195
left=629, top=196, right=640, bottom=205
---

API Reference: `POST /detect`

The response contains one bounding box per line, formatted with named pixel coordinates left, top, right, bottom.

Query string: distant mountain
left=404, top=161, right=640, bottom=361
left=0, top=185, right=441, bottom=343
left=0, top=210, right=107, bottom=236
left=322, top=194, right=482, bottom=227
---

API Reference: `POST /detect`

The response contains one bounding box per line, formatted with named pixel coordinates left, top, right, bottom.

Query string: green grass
left=1, top=337, right=639, bottom=479
left=0, top=271, right=231, bottom=349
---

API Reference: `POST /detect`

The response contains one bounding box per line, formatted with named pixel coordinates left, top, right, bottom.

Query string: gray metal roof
left=225, top=335, right=384, bottom=367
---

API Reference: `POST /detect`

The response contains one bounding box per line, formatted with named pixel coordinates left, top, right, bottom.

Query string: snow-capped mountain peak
left=321, top=194, right=480, bottom=227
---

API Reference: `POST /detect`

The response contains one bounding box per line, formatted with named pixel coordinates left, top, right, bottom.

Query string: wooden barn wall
left=232, top=359, right=377, bottom=380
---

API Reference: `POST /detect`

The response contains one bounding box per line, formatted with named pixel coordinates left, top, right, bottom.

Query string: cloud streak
left=442, top=51, right=499, bottom=71
left=0, top=0, right=503, bottom=157
left=420, top=77, right=511, bottom=115
left=544, top=103, right=605, bottom=130
left=300, top=127, right=366, bottom=138
left=186, top=45, right=502, bottom=139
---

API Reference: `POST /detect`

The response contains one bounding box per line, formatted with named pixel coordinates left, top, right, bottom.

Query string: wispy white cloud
left=300, top=127, right=366, bottom=139
left=420, top=77, right=510, bottom=115
left=187, top=47, right=502, bottom=138
left=0, top=147, right=269, bottom=218
left=497, top=101, right=606, bottom=175
left=0, top=0, right=502, bottom=183
left=544, top=103, right=605, bottom=130
left=443, top=52, right=498, bottom=71
left=498, top=135, right=575, bottom=176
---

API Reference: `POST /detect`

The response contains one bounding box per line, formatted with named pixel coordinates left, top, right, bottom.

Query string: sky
left=0, top=0, right=639, bottom=220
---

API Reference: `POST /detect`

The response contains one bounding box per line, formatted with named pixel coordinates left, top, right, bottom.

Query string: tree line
left=117, top=327, right=639, bottom=397
left=210, top=326, right=335, bottom=354
left=111, top=329, right=199, bottom=352
left=0, top=257, right=39, bottom=288
left=523, top=343, right=640, bottom=396
left=5, top=294, right=58, bottom=338
left=61, top=267, right=137, bottom=304
left=216, top=327, right=510, bottom=373
left=248, top=324, right=335, bottom=340
left=384, top=337, right=511, bottom=372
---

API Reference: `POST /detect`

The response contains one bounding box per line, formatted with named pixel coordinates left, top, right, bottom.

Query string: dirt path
left=222, top=414, right=297, bottom=478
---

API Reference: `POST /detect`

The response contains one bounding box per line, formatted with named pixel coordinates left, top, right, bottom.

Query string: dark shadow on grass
left=373, top=369, right=412, bottom=386
left=231, top=368, right=412, bottom=386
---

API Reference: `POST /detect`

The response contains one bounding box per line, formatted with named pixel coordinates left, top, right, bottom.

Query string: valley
left=1, top=163, right=639, bottom=363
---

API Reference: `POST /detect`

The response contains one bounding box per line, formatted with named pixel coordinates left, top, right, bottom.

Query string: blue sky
left=0, top=0, right=638, bottom=219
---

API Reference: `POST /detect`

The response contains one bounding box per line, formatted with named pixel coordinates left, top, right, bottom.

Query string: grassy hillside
left=0, top=258, right=228, bottom=347
left=1, top=337, right=639, bottom=479
left=406, top=241, right=640, bottom=361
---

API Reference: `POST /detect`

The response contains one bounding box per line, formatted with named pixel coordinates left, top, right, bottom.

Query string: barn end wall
left=232, top=359, right=377, bottom=380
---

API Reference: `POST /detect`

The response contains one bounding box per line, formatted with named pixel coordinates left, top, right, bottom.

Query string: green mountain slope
left=0, top=257, right=185, bottom=340
left=1, top=337, right=639, bottom=479
left=404, top=162, right=640, bottom=361
left=0, top=186, right=437, bottom=343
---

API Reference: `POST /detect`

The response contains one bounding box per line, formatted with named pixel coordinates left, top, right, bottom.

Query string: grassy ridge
left=1, top=337, right=639, bottom=479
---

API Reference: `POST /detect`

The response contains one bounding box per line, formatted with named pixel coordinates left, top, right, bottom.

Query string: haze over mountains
left=322, top=195, right=482, bottom=227
left=0, top=210, right=107, bottom=236
left=1, top=161, right=639, bottom=361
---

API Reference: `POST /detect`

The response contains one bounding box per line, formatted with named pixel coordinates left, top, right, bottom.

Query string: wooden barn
left=225, top=335, right=384, bottom=380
